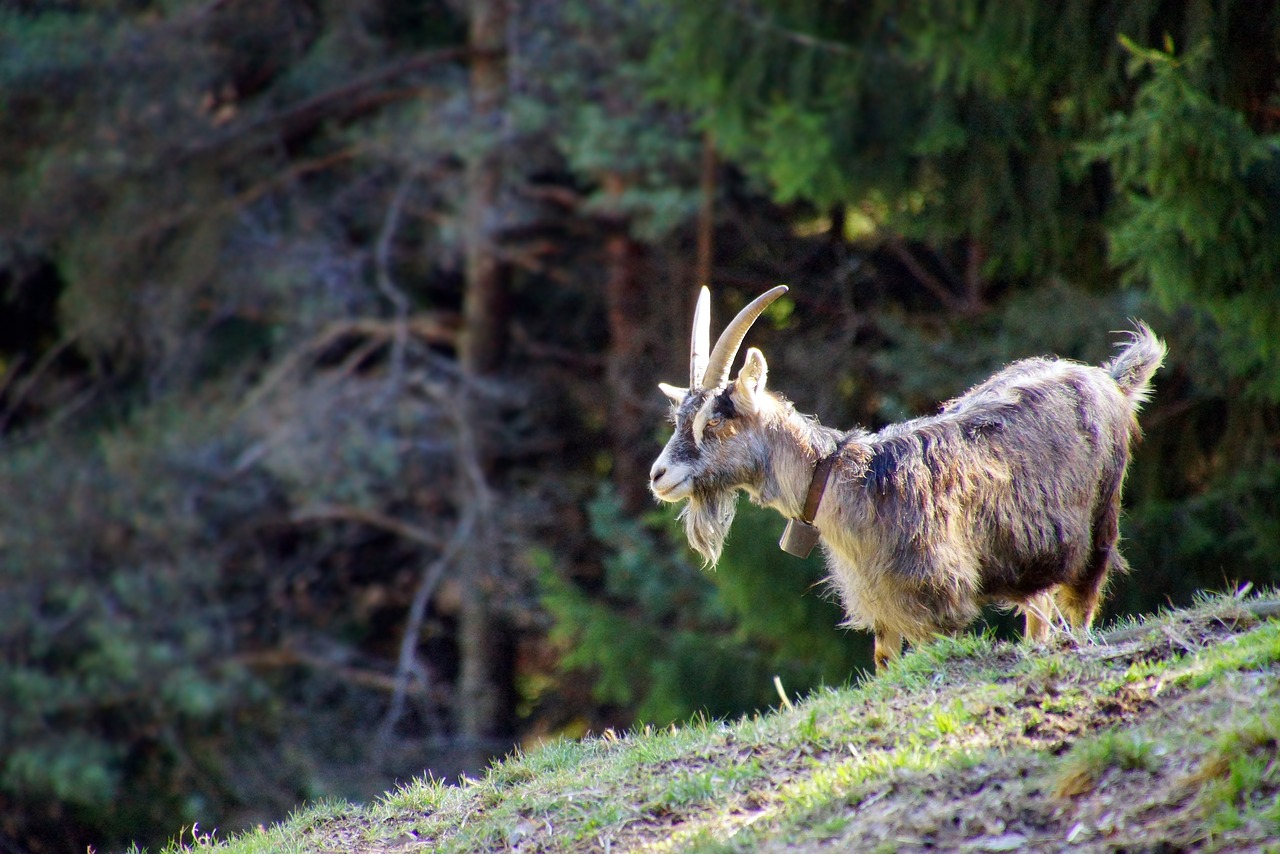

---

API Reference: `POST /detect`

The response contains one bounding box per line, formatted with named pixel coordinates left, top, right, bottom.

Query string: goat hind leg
left=1060, top=543, right=1128, bottom=633
left=873, top=629, right=903, bottom=672
left=1060, top=477, right=1128, bottom=633
left=1023, top=591, right=1056, bottom=643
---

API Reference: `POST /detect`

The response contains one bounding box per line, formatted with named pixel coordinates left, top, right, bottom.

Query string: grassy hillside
left=150, top=591, right=1280, bottom=853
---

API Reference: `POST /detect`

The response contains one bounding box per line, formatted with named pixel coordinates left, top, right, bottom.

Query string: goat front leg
left=873, top=629, right=903, bottom=672
left=1023, top=591, right=1055, bottom=643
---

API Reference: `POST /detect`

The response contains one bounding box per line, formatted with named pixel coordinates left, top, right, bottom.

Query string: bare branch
left=729, top=0, right=857, bottom=56
left=291, top=504, right=444, bottom=549
left=883, top=236, right=967, bottom=314
left=1099, top=599, right=1280, bottom=646
left=237, top=647, right=430, bottom=696
left=237, top=315, right=458, bottom=416
left=375, top=552, right=453, bottom=747
left=0, top=333, right=83, bottom=435
left=376, top=375, right=494, bottom=747
left=375, top=172, right=417, bottom=396
left=190, top=47, right=497, bottom=157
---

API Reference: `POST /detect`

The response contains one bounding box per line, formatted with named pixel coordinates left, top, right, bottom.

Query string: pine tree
left=1081, top=37, right=1280, bottom=398
left=648, top=0, right=1280, bottom=385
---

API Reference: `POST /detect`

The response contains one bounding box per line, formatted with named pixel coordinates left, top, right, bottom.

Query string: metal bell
left=779, top=518, right=821, bottom=558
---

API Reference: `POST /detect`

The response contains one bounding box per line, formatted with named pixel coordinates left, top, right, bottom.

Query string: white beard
left=680, top=489, right=739, bottom=566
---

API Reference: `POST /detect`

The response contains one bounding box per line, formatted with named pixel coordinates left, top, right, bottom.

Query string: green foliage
left=646, top=1, right=1182, bottom=279
left=652, top=1, right=1280, bottom=392
left=0, top=10, right=112, bottom=86
left=540, top=488, right=867, bottom=726
left=0, top=420, right=287, bottom=850
left=865, top=282, right=1148, bottom=420
left=1080, top=39, right=1280, bottom=398
left=514, top=0, right=704, bottom=240
left=1125, top=458, right=1280, bottom=607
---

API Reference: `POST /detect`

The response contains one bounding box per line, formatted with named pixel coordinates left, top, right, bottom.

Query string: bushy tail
left=1105, top=321, right=1167, bottom=408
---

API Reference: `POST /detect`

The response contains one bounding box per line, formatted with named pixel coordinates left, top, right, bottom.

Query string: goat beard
left=680, top=489, right=739, bottom=566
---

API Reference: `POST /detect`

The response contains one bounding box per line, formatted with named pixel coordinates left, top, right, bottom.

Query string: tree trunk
left=455, top=0, right=510, bottom=765
left=602, top=172, right=649, bottom=511
left=461, top=0, right=509, bottom=375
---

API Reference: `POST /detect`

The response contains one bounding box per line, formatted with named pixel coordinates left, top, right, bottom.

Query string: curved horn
left=690, top=286, right=711, bottom=387
left=703, top=285, right=788, bottom=388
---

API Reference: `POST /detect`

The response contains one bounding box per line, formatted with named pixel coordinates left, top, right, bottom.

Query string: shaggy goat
left=649, top=286, right=1165, bottom=671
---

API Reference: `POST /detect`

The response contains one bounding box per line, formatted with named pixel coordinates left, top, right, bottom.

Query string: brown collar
left=800, top=433, right=851, bottom=524
left=800, top=453, right=838, bottom=524
left=778, top=436, right=850, bottom=558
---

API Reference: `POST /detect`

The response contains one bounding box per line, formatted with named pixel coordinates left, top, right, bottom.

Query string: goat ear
left=658, top=382, right=687, bottom=403
left=732, top=348, right=768, bottom=414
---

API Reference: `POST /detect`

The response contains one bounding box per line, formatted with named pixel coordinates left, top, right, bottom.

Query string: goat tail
left=1105, top=321, right=1167, bottom=408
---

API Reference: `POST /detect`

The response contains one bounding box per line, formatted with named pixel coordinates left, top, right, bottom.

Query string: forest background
left=1, top=2, right=1278, bottom=852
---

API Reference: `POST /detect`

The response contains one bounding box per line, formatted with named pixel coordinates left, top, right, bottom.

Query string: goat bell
left=779, top=518, right=821, bottom=558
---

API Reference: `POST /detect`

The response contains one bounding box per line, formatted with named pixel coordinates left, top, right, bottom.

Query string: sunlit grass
left=1173, top=619, right=1280, bottom=688
left=1053, top=730, right=1159, bottom=799
left=141, top=592, right=1280, bottom=854
left=1189, top=707, right=1280, bottom=836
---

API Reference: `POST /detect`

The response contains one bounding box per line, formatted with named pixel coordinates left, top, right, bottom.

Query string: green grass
left=149, top=590, right=1280, bottom=854
left=1053, top=730, right=1158, bottom=798
left=1190, top=709, right=1280, bottom=837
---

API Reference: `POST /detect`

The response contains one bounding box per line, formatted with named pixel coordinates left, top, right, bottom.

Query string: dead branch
left=237, top=314, right=459, bottom=416
left=883, top=236, right=967, bottom=314
left=291, top=504, right=444, bottom=549
left=237, top=647, right=429, bottom=696
left=517, top=183, right=585, bottom=208
left=375, top=172, right=416, bottom=397
left=229, top=147, right=359, bottom=213
left=191, top=47, right=497, bottom=157
left=510, top=322, right=606, bottom=369
left=0, top=332, right=83, bottom=435
left=729, top=0, right=857, bottom=56
left=0, top=353, right=27, bottom=406
left=376, top=375, right=493, bottom=748
left=1099, top=599, right=1280, bottom=646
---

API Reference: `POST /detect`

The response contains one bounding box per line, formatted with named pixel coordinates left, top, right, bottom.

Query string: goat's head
left=649, top=285, right=788, bottom=564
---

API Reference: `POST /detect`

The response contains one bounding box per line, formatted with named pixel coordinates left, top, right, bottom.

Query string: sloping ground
left=160, top=592, right=1280, bottom=854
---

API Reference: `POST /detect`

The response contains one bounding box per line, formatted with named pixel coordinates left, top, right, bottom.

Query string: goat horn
left=690, top=286, right=711, bottom=387
left=703, top=285, right=788, bottom=388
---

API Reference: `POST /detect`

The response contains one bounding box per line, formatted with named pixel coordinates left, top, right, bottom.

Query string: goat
left=649, top=286, right=1165, bottom=671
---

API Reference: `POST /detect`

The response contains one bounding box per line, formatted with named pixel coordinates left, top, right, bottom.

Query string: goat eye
left=705, top=417, right=722, bottom=428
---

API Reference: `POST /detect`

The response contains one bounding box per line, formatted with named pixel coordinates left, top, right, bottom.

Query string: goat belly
left=977, top=552, right=1074, bottom=601
left=822, top=545, right=982, bottom=643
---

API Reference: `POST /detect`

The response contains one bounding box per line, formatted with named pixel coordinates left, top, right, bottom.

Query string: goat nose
left=650, top=463, right=666, bottom=483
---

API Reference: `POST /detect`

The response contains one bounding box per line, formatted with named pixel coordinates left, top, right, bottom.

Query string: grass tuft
left=1188, top=707, right=1280, bottom=833
left=1053, top=729, right=1157, bottom=799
